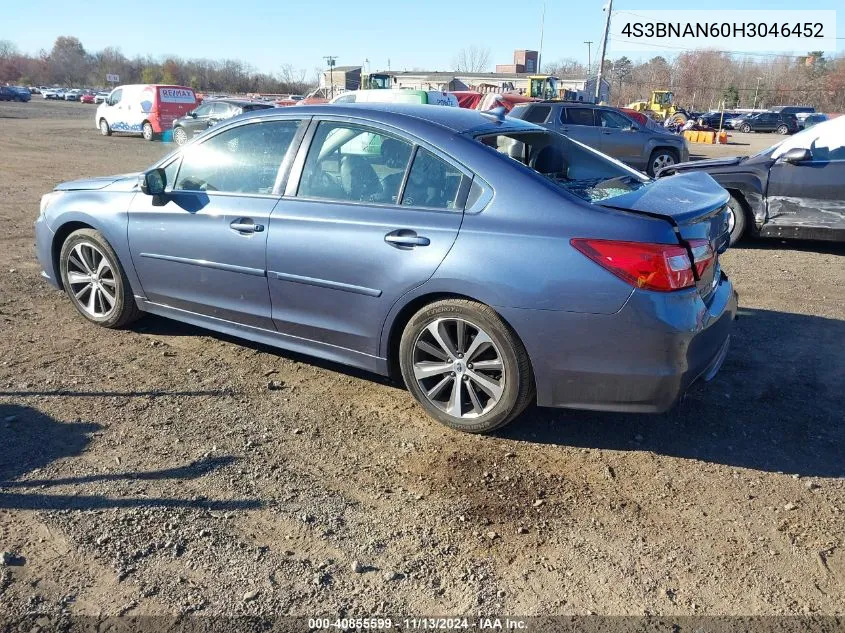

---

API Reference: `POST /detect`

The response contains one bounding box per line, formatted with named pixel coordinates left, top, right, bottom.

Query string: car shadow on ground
left=134, top=315, right=396, bottom=388
left=498, top=307, right=845, bottom=478
left=733, top=237, right=845, bottom=256
left=0, top=403, right=260, bottom=511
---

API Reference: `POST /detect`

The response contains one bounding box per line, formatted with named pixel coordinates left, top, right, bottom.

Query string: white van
left=330, top=89, right=458, bottom=107
left=95, top=84, right=198, bottom=140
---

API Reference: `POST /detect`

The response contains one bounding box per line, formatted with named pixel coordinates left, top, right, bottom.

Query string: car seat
left=530, top=145, right=568, bottom=177
left=379, top=138, right=411, bottom=202
left=340, top=155, right=382, bottom=201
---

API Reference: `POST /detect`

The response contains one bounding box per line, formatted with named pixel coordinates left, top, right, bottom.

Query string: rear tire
left=59, top=229, right=142, bottom=328
left=142, top=121, right=155, bottom=141
left=399, top=299, right=534, bottom=434
left=740, top=123, right=751, bottom=133
left=647, top=148, right=678, bottom=177
left=726, top=192, right=748, bottom=246
left=776, top=124, right=789, bottom=135
left=99, top=119, right=111, bottom=136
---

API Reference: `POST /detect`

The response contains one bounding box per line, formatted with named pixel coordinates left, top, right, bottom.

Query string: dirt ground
left=0, top=100, right=843, bottom=620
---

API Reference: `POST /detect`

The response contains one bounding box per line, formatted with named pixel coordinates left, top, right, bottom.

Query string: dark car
left=770, top=105, right=815, bottom=116
left=0, top=86, right=31, bottom=102
left=659, top=115, right=845, bottom=244
left=698, top=111, right=742, bottom=128
left=34, top=104, right=736, bottom=434
left=733, top=111, right=798, bottom=135
left=509, top=102, right=689, bottom=176
left=172, top=99, right=274, bottom=145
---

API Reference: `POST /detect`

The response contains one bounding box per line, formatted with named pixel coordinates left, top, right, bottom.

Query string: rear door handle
left=385, top=229, right=430, bottom=248
left=230, top=218, right=264, bottom=234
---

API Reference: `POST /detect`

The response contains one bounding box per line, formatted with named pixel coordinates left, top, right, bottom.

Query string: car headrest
left=531, top=145, right=567, bottom=176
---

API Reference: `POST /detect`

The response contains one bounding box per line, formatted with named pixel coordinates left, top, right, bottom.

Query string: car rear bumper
left=34, top=215, right=60, bottom=288
left=499, top=271, right=738, bottom=413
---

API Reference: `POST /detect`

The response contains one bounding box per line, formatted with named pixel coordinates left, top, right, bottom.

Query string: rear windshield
left=474, top=129, right=649, bottom=203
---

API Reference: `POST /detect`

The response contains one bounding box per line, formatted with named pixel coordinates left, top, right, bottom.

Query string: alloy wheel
left=412, top=318, right=505, bottom=419
left=652, top=153, right=675, bottom=174
left=65, top=242, right=117, bottom=318
left=174, top=127, right=188, bottom=146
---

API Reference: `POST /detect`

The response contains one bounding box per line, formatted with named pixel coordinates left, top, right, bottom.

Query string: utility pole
left=753, top=76, right=762, bottom=109
left=323, top=55, right=337, bottom=98
left=584, top=41, right=593, bottom=77
left=538, top=1, right=546, bottom=73
left=594, top=0, right=612, bottom=103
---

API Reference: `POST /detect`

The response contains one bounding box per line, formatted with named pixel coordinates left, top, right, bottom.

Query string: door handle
left=230, top=218, right=264, bottom=234
left=384, top=229, right=430, bottom=248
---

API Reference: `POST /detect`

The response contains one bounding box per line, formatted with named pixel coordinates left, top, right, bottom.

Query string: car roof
left=212, top=98, right=269, bottom=107
left=236, top=103, right=542, bottom=136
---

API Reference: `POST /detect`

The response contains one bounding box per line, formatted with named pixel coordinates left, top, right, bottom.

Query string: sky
left=3, top=0, right=843, bottom=76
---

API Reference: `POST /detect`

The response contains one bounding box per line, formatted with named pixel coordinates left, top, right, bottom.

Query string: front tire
left=647, top=148, right=678, bottom=177
left=726, top=193, right=748, bottom=246
left=399, top=299, right=534, bottom=434
left=59, top=229, right=141, bottom=328
left=173, top=127, right=189, bottom=146
left=142, top=122, right=155, bottom=141
left=99, top=118, right=111, bottom=136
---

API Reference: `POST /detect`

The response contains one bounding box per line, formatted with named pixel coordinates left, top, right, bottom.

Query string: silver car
left=509, top=102, right=689, bottom=176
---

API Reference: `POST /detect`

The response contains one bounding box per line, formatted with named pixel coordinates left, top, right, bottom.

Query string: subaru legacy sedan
left=35, top=105, right=737, bottom=434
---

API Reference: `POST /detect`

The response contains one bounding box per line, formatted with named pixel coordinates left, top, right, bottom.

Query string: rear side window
left=563, top=108, right=597, bottom=126
left=401, top=148, right=464, bottom=210
left=598, top=110, right=632, bottom=129
left=297, top=122, right=413, bottom=203
left=522, top=105, right=551, bottom=124
left=174, top=120, right=300, bottom=195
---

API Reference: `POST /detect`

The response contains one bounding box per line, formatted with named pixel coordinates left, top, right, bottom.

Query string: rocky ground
left=0, top=100, right=842, bottom=620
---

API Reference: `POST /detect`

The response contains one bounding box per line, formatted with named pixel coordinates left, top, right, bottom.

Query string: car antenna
left=480, top=106, right=507, bottom=123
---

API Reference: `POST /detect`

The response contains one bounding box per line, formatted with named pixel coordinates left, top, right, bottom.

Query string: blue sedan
left=34, top=104, right=737, bottom=433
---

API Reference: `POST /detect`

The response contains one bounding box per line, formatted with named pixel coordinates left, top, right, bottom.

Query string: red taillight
left=688, top=238, right=715, bottom=279
left=571, top=238, right=695, bottom=292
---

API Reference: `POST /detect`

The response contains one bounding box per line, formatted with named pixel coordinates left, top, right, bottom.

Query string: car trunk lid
left=599, top=171, right=730, bottom=301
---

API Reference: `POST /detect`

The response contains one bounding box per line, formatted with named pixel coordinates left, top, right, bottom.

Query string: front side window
left=192, top=103, right=213, bottom=118
left=297, top=122, right=412, bottom=203
left=174, top=120, right=300, bottom=194
left=108, top=89, right=122, bottom=106
left=401, top=148, right=464, bottom=210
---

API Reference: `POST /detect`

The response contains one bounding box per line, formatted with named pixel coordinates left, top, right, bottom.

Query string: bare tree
left=452, top=46, right=491, bottom=73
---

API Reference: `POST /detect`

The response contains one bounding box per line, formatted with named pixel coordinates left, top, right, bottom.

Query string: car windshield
left=474, top=129, right=649, bottom=203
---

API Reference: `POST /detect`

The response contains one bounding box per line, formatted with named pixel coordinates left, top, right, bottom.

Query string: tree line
left=3, top=37, right=844, bottom=112
left=592, top=50, right=844, bottom=113
left=0, top=37, right=315, bottom=95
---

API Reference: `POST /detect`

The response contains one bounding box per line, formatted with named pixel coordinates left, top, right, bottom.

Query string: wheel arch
left=381, top=291, right=533, bottom=387
left=51, top=220, right=96, bottom=290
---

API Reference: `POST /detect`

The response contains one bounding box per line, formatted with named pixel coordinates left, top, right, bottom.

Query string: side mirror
left=780, top=147, right=811, bottom=164
left=189, top=111, right=197, bottom=118
left=628, top=124, right=640, bottom=131
left=140, top=168, right=167, bottom=196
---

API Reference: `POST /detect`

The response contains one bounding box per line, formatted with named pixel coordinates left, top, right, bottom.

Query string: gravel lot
left=0, top=100, right=843, bottom=619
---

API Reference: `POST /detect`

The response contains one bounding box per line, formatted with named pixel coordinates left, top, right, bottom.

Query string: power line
left=608, top=36, right=836, bottom=59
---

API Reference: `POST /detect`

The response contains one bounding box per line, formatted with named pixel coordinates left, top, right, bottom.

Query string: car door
left=128, top=117, right=307, bottom=328
left=265, top=118, right=469, bottom=356
left=757, top=113, right=776, bottom=132
left=558, top=107, right=603, bottom=153
left=765, top=129, right=845, bottom=232
left=184, top=103, right=214, bottom=138
left=596, top=109, right=643, bottom=165
left=102, top=88, right=124, bottom=128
